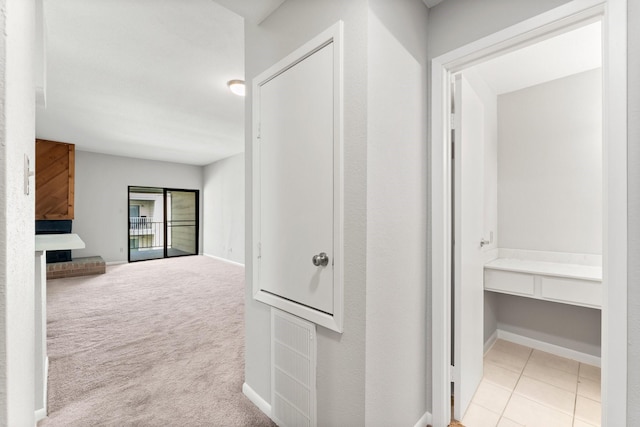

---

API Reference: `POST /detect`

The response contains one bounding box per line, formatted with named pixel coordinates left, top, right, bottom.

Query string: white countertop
left=484, top=257, right=602, bottom=282
left=35, top=234, right=85, bottom=252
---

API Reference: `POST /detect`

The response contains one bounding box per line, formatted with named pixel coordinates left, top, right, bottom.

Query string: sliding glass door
left=128, top=186, right=199, bottom=262
left=166, top=190, right=198, bottom=257
left=128, top=187, right=165, bottom=261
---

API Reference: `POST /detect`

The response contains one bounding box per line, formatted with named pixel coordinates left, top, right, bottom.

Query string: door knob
left=312, top=252, right=329, bottom=267
left=480, top=232, right=494, bottom=247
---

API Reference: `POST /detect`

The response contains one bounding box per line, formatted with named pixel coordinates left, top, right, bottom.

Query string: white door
left=258, top=43, right=335, bottom=315
left=453, top=74, right=485, bottom=420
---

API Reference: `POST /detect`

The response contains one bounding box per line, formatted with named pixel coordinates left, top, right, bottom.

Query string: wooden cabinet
left=35, top=139, right=75, bottom=220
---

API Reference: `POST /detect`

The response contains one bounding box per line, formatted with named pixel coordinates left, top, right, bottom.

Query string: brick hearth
left=47, top=256, right=106, bottom=280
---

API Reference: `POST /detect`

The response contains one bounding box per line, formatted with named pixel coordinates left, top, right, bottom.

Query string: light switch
left=24, top=154, right=35, bottom=195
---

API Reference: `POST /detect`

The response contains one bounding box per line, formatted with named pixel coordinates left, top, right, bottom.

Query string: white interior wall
left=497, top=68, right=602, bottom=254
left=73, top=150, right=203, bottom=263
left=483, top=291, right=498, bottom=344
left=0, top=0, right=36, bottom=424
left=465, top=64, right=602, bottom=352
left=0, top=0, right=640, bottom=425
left=366, top=0, right=428, bottom=425
left=427, top=0, right=573, bottom=59
left=245, top=1, right=431, bottom=423
left=496, top=293, right=601, bottom=356
left=0, top=0, right=631, bottom=424
left=492, top=69, right=602, bottom=355
left=0, top=1, right=628, bottom=426
left=628, top=0, right=640, bottom=422
left=203, top=153, right=245, bottom=264
left=245, top=1, right=369, bottom=423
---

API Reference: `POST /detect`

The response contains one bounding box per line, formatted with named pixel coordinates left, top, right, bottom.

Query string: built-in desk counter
left=484, top=251, right=602, bottom=309
left=35, top=233, right=85, bottom=252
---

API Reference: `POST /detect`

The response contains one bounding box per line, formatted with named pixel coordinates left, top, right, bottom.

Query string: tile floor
left=461, top=339, right=601, bottom=427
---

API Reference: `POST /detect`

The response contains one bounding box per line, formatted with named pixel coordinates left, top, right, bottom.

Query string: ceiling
left=470, top=21, right=602, bottom=95
left=35, top=0, right=452, bottom=166
left=36, top=0, right=283, bottom=166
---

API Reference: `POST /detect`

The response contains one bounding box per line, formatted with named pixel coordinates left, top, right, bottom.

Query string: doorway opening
left=128, top=186, right=199, bottom=262
left=430, top=2, right=628, bottom=427
left=452, top=21, right=603, bottom=425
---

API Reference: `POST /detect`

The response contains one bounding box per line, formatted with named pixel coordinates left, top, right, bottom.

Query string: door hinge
left=451, top=135, right=455, bottom=160
left=257, top=122, right=261, bottom=140
left=451, top=110, right=455, bottom=160
left=257, top=242, right=262, bottom=259
left=450, top=365, right=457, bottom=382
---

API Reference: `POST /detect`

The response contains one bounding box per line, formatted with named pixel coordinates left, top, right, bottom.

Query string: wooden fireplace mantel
left=35, top=139, right=75, bottom=220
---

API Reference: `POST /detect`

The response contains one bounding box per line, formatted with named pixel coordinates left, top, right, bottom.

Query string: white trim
left=202, top=253, right=245, bottom=268
left=413, top=411, right=432, bottom=427
left=430, top=1, right=626, bottom=426
left=35, top=356, right=49, bottom=422
left=106, top=260, right=127, bottom=266
left=434, top=0, right=605, bottom=73
left=251, top=21, right=344, bottom=333
left=35, top=408, right=47, bottom=422
left=430, top=48, right=451, bottom=427
left=601, top=0, right=628, bottom=425
left=242, top=382, right=272, bottom=419
left=496, top=330, right=601, bottom=367
left=484, top=330, right=498, bottom=355
left=44, top=355, right=48, bottom=408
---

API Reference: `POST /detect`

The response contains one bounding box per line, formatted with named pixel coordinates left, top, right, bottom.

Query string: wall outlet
left=120, top=247, right=123, bottom=253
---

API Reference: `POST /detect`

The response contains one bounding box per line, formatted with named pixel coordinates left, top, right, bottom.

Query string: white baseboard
left=45, top=355, right=49, bottom=404
left=244, top=381, right=429, bottom=427
left=413, top=410, right=432, bottom=427
left=497, top=329, right=601, bottom=367
left=243, top=382, right=272, bottom=419
left=484, top=330, right=498, bottom=355
left=203, top=253, right=245, bottom=267
left=35, top=408, right=47, bottom=422
left=35, top=357, right=49, bottom=422
left=106, top=260, right=127, bottom=266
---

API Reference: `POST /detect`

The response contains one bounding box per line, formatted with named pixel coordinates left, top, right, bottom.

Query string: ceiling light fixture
left=227, top=79, right=245, bottom=97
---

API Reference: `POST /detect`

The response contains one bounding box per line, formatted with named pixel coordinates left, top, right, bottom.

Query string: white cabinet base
left=484, top=253, right=602, bottom=309
left=540, top=276, right=602, bottom=308
left=484, top=269, right=535, bottom=297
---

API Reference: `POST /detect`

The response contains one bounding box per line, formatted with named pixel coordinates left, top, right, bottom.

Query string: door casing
left=429, top=1, right=627, bottom=426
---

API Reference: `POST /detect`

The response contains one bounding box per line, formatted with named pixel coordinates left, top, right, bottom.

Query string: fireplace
left=35, top=220, right=73, bottom=263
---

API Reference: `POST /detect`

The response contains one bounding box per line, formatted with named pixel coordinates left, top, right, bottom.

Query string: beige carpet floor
left=39, top=255, right=275, bottom=427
